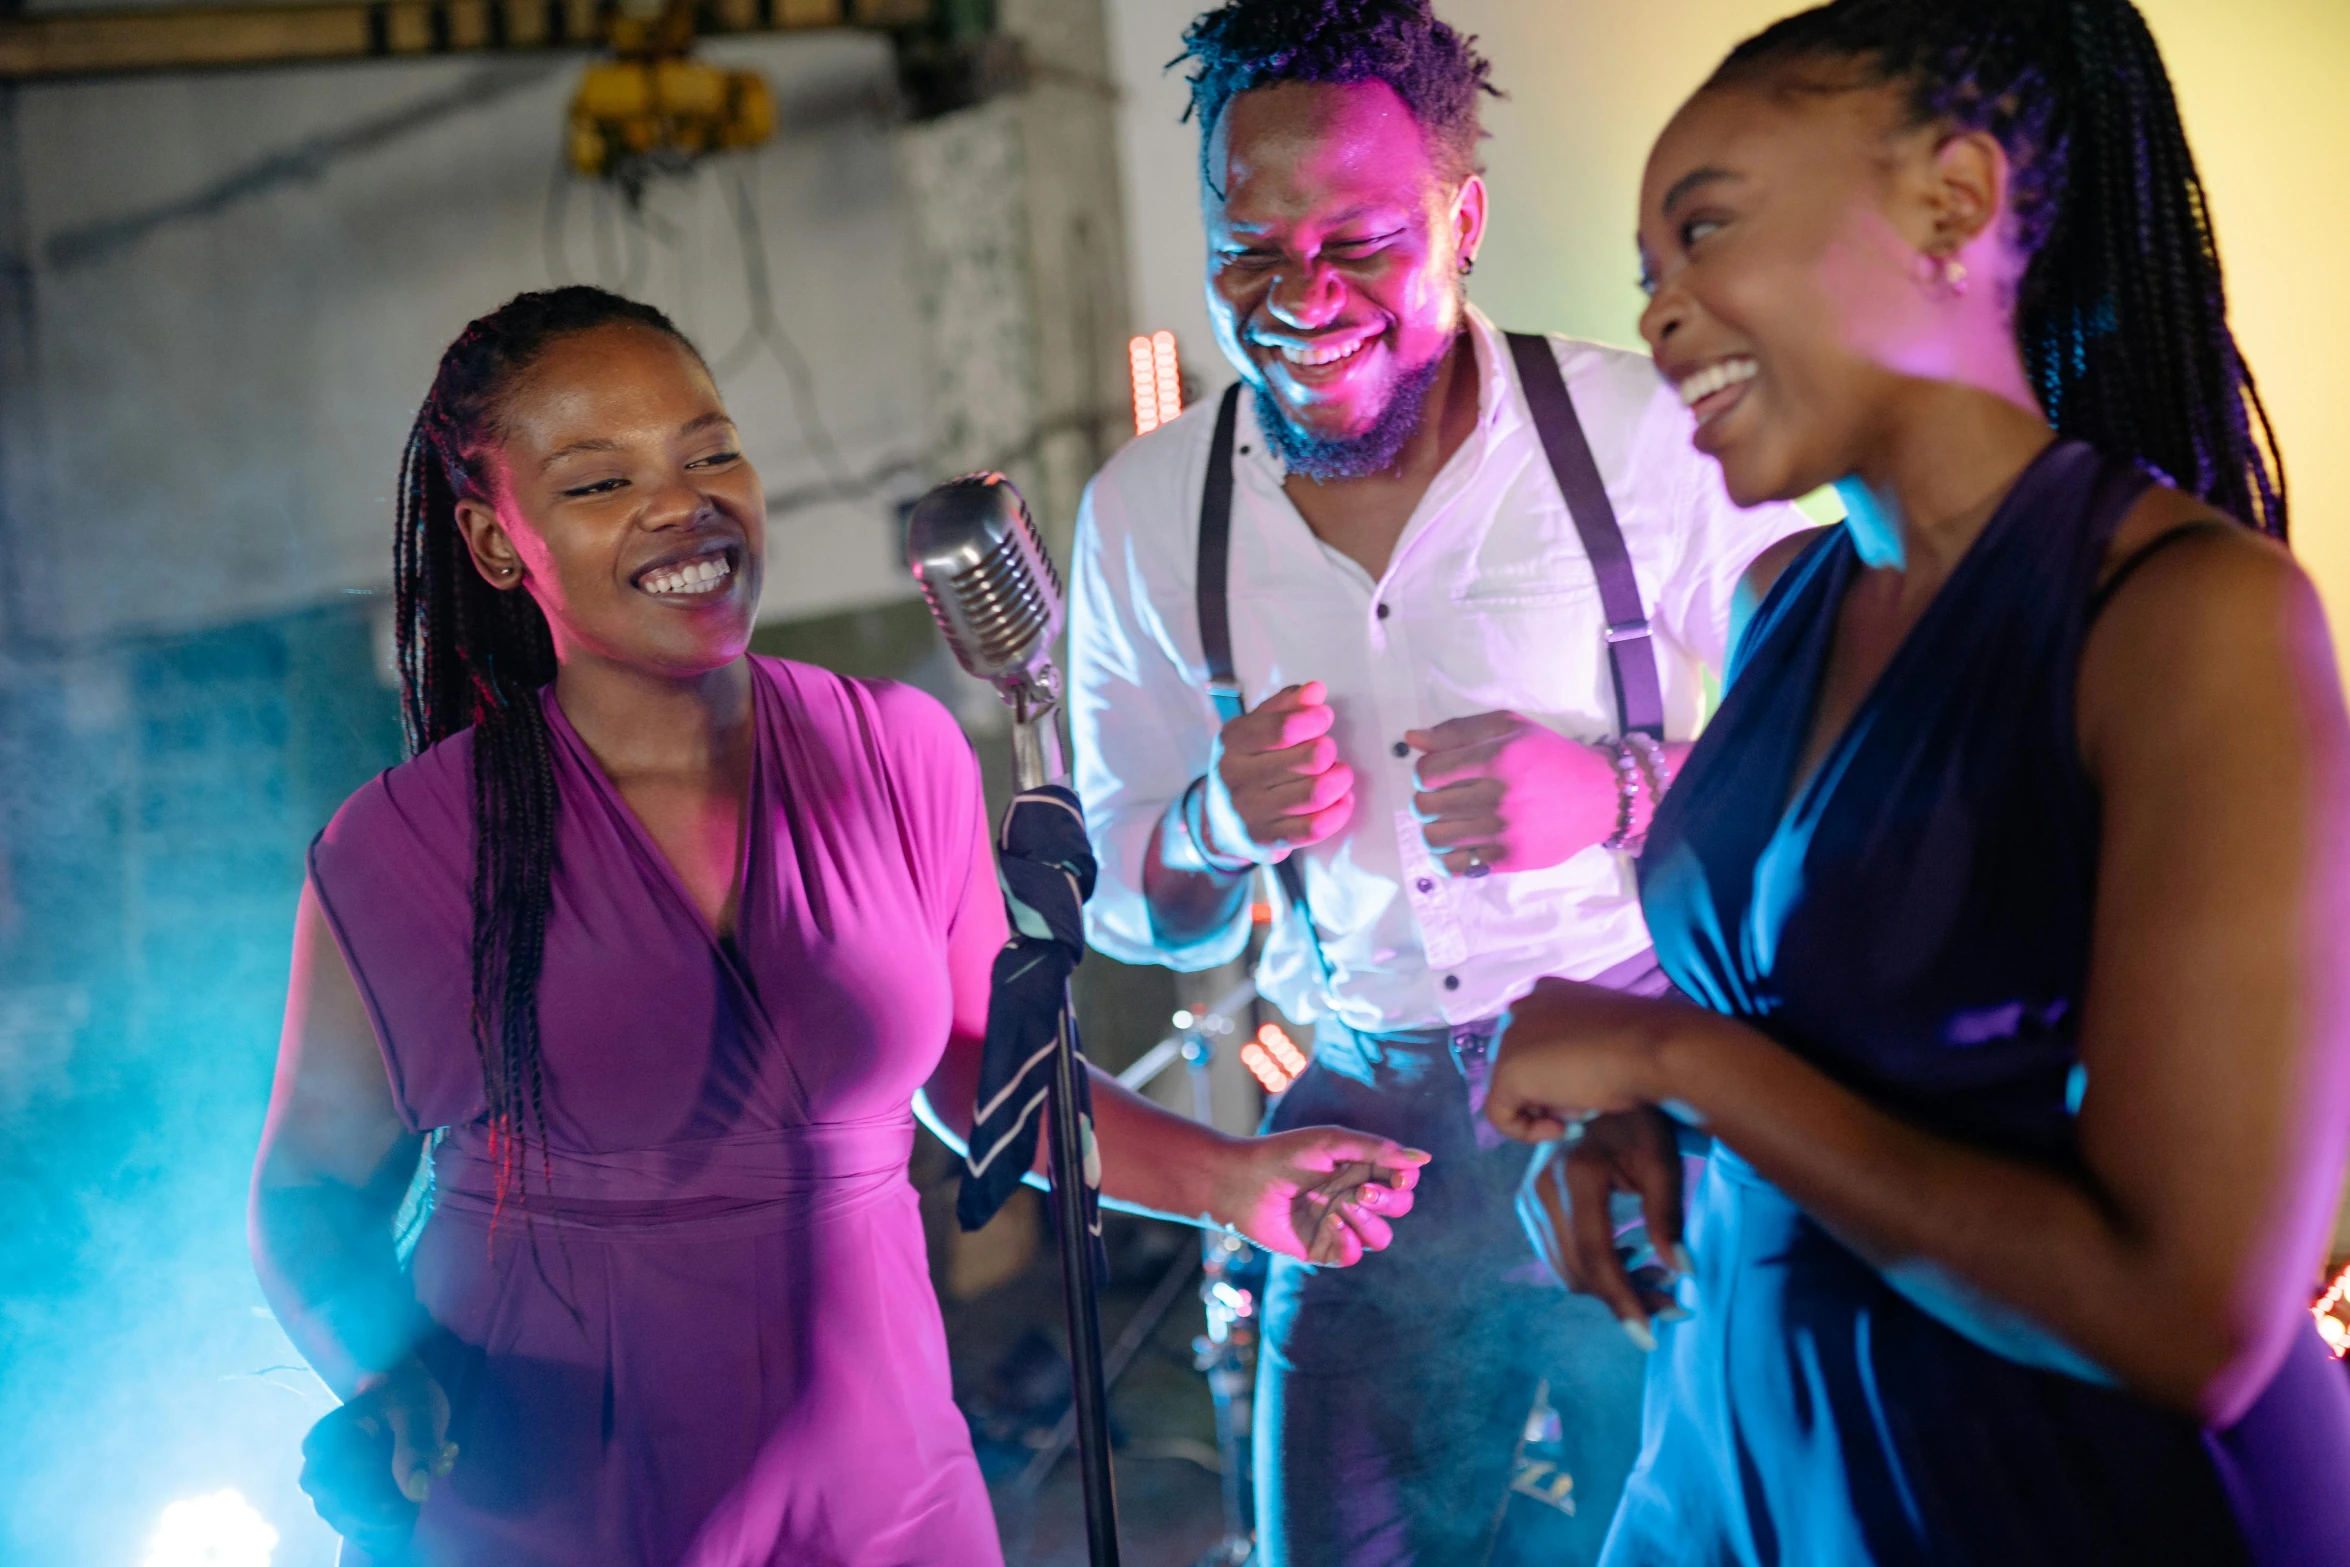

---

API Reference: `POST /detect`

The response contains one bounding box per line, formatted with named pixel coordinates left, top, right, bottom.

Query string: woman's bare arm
left=249, top=883, right=426, bottom=1397
left=916, top=818, right=1425, bottom=1262
left=915, top=818, right=1271, bottom=1220
left=2065, top=514, right=2350, bottom=1411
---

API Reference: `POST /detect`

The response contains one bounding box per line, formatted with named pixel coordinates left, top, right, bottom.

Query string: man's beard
left=1253, top=348, right=1448, bottom=483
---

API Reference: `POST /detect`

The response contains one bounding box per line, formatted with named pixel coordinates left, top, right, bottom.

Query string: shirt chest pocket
left=1425, top=546, right=1621, bottom=726
left=1450, top=545, right=1602, bottom=608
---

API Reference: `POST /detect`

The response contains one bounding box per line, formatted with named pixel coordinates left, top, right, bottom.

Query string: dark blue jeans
left=1253, top=963, right=1665, bottom=1567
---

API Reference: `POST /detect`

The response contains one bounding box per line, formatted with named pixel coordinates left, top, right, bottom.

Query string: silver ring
left=1463, top=851, right=1492, bottom=880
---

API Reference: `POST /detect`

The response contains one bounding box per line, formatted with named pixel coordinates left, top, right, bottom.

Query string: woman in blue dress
left=1486, top=1, right=2350, bottom=1562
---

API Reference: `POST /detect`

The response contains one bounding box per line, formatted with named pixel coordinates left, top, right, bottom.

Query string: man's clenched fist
left=1199, top=680, right=1357, bottom=866
left=1406, top=711, right=1618, bottom=877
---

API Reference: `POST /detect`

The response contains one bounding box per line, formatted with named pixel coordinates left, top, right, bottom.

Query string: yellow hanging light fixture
left=566, top=1, right=777, bottom=196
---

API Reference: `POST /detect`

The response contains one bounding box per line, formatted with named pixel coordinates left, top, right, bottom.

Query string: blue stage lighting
left=142, top=1489, right=278, bottom=1567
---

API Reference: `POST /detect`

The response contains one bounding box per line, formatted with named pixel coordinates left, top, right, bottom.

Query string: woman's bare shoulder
left=1729, top=525, right=1839, bottom=654
left=1743, top=526, right=1837, bottom=603
left=2080, top=483, right=2336, bottom=773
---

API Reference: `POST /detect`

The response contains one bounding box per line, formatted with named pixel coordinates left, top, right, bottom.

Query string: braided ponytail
left=395, top=286, right=703, bottom=1235
left=1712, top=0, right=2286, bottom=537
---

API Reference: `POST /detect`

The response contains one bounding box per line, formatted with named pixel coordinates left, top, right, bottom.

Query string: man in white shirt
left=1067, top=2, right=1811, bottom=1561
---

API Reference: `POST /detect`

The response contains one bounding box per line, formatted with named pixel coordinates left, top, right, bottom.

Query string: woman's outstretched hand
left=1208, top=1129, right=1431, bottom=1266
left=298, top=1355, right=456, bottom=1548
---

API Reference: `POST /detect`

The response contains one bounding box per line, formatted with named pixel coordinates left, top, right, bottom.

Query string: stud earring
left=1941, top=256, right=1969, bottom=296
left=1459, top=255, right=1477, bottom=276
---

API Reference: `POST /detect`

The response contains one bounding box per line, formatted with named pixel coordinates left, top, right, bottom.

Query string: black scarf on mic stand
left=957, top=783, right=1103, bottom=1272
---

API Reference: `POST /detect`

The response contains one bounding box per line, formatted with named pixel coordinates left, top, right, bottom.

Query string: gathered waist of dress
left=428, top=1112, right=917, bottom=1234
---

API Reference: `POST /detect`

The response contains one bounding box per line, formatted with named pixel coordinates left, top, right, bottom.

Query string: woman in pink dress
left=249, top=286, right=1426, bottom=1566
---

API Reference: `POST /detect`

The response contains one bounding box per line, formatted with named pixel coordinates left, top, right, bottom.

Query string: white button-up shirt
left=1068, top=308, right=1812, bottom=1034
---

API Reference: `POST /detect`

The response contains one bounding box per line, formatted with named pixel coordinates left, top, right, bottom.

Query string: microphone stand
left=1006, top=669, right=1121, bottom=1567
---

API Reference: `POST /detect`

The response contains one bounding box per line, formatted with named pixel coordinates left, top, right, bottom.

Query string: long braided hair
left=395, top=286, right=703, bottom=1232
left=1711, top=0, right=2286, bottom=538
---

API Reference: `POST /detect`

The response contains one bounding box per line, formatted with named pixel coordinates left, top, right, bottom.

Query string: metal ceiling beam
left=0, top=0, right=934, bottom=82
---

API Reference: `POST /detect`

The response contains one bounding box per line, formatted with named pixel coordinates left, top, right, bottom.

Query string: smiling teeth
left=1678, top=357, right=1758, bottom=408
left=1280, top=337, right=1370, bottom=368
left=642, top=556, right=732, bottom=596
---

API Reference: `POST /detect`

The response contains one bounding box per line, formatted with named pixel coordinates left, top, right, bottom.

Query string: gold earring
left=1942, top=256, right=1969, bottom=296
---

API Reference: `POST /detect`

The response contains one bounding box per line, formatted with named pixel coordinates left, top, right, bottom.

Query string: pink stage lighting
left=1239, top=1022, right=1308, bottom=1096
left=1129, top=331, right=1183, bottom=436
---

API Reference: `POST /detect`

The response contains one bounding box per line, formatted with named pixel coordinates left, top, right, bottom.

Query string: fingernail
left=1672, top=1245, right=1697, bottom=1277
left=1657, top=1305, right=1693, bottom=1325
left=402, top=1471, right=433, bottom=1504
left=1620, top=1317, right=1658, bottom=1353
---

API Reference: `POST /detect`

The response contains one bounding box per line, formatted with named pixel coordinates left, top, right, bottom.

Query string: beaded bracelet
left=1624, top=732, right=1677, bottom=809
left=1598, top=738, right=1645, bottom=854
left=1598, top=734, right=1677, bottom=856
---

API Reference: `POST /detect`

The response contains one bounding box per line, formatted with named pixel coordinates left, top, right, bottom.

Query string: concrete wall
left=1106, top=0, right=1220, bottom=396
left=898, top=0, right=1135, bottom=568
left=0, top=30, right=934, bottom=652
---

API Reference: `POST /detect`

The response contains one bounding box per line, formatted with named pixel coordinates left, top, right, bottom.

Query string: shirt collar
left=1462, top=302, right=1518, bottom=441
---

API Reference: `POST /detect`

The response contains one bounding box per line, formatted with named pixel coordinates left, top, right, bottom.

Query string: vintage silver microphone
left=905, top=473, right=1120, bottom=1567
left=905, top=472, right=1068, bottom=791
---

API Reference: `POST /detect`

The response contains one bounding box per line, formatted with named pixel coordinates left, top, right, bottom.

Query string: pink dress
left=309, top=657, right=1003, bottom=1566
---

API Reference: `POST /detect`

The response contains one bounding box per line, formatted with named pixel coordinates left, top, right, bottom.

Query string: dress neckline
left=1772, top=439, right=2068, bottom=834
left=539, top=671, right=768, bottom=958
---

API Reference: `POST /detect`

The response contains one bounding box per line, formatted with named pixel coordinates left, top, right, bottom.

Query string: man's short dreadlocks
left=1177, top=0, right=1501, bottom=184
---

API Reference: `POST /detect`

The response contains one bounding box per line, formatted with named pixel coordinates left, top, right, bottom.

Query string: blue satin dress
left=1609, top=442, right=2350, bottom=1565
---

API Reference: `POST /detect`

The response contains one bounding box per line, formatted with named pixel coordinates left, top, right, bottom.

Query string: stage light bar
left=1239, top=1040, right=1292, bottom=1096
left=1256, top=1022, right=1308, bottom=1078
left=1128, top=330, right=1183, bottom=436
left=1237, top=1043, right=1287, bottom=1094
left=2317, top=1260, right=2350, bottom=1359
left=143, top=1489, right=277, bottom=1567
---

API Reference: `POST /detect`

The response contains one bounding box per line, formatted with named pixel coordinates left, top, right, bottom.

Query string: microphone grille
left=906, top=473, right=1064, bottom=683
left=938, top=524, right=1057, bottom=675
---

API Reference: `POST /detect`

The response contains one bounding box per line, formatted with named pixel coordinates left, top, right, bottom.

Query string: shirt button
left=1392, top=740, right=1410, bottom=758
left=1375, top=602, right=1391, bottom=620
left=1415, top=876, right=1434, bottom=894
left=1443, top=975, right=1461, bottom=991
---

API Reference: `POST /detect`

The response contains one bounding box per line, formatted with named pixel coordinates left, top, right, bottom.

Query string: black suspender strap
left=1196, top=382, right=1335, bottom=994
left=1505, top=332, right=1666, bottom=739
left=1197, top=384, right=1246, bottom=727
